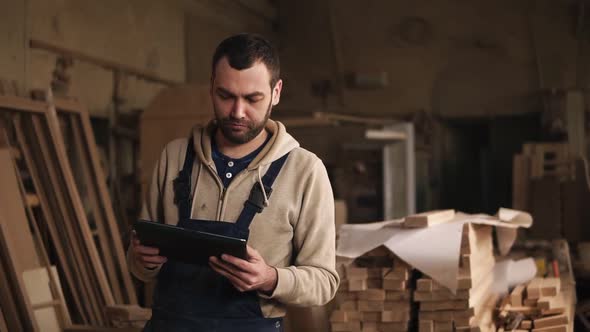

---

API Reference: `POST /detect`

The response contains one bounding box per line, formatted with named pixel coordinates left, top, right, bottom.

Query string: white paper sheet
left=491, top=258, right=538, bottom=295
left=336, top=208, right=532, bottom=293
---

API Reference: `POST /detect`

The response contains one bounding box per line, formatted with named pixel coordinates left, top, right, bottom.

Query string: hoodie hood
left=191, top=119, right=300, bottom=170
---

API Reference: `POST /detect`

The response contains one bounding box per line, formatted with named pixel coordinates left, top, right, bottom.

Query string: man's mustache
left=222, top=119, right=250, bottom=127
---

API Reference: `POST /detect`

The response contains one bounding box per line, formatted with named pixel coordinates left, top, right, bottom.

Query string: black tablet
left=133, top=220, right=247, bottom=265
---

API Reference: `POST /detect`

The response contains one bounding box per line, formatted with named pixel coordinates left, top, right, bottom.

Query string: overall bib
left=143, top=137, right=289, bottom=332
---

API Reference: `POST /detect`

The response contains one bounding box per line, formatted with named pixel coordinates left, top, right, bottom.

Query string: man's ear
left=271, top=79, right=283, bottom=106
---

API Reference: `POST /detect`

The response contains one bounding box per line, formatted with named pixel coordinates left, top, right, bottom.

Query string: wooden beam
left=7, top=137, right=72, bottom=327
left=30, top=115, right=103, bottom=324
left=44, top=94, right=116, bottom=314
left=13, top=114, right=91, bottom=323
left=0, top=95, right=45, bottom=113
left=403, top=210, right=456, bottom=228
left=75, top=109, right=137, bottom=304
left=30, top=39, right=180, bottom=86
left=0, top=223, right=40, bottom=331
left=0, top=306, right=8, bottom=332
left=69, top=116, right=124, bottom=304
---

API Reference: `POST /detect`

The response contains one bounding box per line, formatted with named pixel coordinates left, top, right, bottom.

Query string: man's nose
left=231, top=98, right=246, bottom=119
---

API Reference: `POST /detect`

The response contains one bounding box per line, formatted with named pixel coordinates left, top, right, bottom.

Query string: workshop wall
left=0, top=0, right=185, bottom=117
left=277, top=0, right=585, bottom=118
left=185, top=0, right=278, bottom=84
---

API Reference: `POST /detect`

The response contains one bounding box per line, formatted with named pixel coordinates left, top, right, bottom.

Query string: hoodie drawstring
left=257, top=167, right=269, bottom=207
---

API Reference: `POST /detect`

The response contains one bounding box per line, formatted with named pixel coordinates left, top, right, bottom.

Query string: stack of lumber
left=330, top=246, right=414, bottom=332
left=105, top=305, right=151, bottom=328
left=495, top=276, right=574, bottom=332
left=416, top=223, right=497, bottom=332
left=0, top=93, right=137, bottom=329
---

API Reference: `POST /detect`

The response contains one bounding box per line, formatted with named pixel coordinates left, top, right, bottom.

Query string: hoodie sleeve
left=127, top=145, right=169, bottom=282
left=260, top=159, right=340, bottom=306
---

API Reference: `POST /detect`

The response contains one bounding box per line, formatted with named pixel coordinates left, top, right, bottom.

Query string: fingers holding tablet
left=132, top=230, right=167, bottom=269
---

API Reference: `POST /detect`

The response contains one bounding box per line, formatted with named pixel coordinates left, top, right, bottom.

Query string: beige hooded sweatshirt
left=128, top=119, right=340, bottom=317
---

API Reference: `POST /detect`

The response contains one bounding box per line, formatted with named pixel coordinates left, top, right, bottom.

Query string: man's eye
left=217, top=91, right=232, bottom=100
left=247, top=97, right=262, bottom=104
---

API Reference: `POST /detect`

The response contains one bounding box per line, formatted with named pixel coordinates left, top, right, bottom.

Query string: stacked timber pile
left=495, top=277, right=574, bottom=332
left=414, top=221, right=497, bottom=332
left=330, top=246, right=414, bottom=332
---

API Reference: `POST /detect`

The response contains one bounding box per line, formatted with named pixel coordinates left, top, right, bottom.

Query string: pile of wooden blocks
left=415, top=223, right=497, bottom=332
left=330, top=246, right=414, bottom=332
left=496, top=277, right=572, bottom=331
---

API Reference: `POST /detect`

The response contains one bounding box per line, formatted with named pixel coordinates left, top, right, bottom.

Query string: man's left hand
left=209, top=245, right=278, bottom=294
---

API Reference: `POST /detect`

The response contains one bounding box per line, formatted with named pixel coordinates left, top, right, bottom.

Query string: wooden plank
left=382, top=279, right=406, bottom=291
left=417, top=278, right=433, bottom=291
left=538, top=294, right=561, bottom=310
left=378, top=321, right=408, bottom=331
left=30, top=39, right=179, bottom=86
left=403, top=209, right=455, bottom=228
left=420, top=300, right=469, bottom=311
left=0, top=259, right=24, bottom=331
left=510, top=285, right=525, bottom=307
left=533, top=314, right=568, bottom=329
left=0, top=223, right=40, bottom=331
left=44, top=95, right=115, bottom=308
left=520, top=320, right=532, bottom=329
left=329, top=310, right=347, bottom=322
left=29, top=115, right=103, bottom=324
left=357, top=289, right=385, bottom=301
left=541, top=277, right=561, bottom=296
left=527, top=277, right=544, bottom=299
left=532, top=325, right=567, bottom=332
left=0, top=149, right=41, bottom=270
left=381, top=310, right=409, bottom=322
left=22, top=267, right=63, bottom=332
left=0, top=95, right=46, bottom=113
left=13, top=114, right=90, bottom=323
left=71, top=106, right=137, bottom=303
left=8, top=141, right=72, bottom=327
left=414, top=289, right=471, bottom=302
left=69, top=116, right=124, bottom=304
left=331, top=321, right=361, bottom=332
left=0, top=307, right=8, bottom=332
left=358, top=300, right=384, bottom=312
left=385, top=290, right=411, bottom=301
left=419, top=320, right=434, bottom=332
left=348, top=279, right=367, bottom=291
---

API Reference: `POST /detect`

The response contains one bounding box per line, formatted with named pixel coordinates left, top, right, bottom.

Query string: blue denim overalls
left=143, top=137, right=289, bottom=332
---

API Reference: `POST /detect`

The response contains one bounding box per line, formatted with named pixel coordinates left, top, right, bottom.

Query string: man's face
left=211, top=57, right=282, bottom=145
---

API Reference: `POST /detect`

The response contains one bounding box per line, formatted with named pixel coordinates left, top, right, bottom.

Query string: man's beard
left=216, top=100, right=272, bottom=145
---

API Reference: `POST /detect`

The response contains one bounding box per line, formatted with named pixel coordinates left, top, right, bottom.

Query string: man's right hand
left=131, top=231, right=167, bottom=269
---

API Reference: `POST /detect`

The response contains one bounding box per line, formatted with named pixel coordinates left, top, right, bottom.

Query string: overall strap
left=235, top=153, right=290, bottom=230
left=173, top=136, right=196, bottom=222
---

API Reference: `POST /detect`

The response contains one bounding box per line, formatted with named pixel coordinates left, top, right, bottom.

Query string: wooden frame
left=59, top=100, right=137, bottom=304
left=6, top=140, right=72, bottom=327
left=0, top=92, right=139, bottom=326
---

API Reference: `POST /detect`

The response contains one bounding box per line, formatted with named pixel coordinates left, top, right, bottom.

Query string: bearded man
left=128, top=33, right=339, bottom=331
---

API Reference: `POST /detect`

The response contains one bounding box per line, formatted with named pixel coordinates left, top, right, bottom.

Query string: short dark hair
left=211, top=33, right=280, bottom=88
